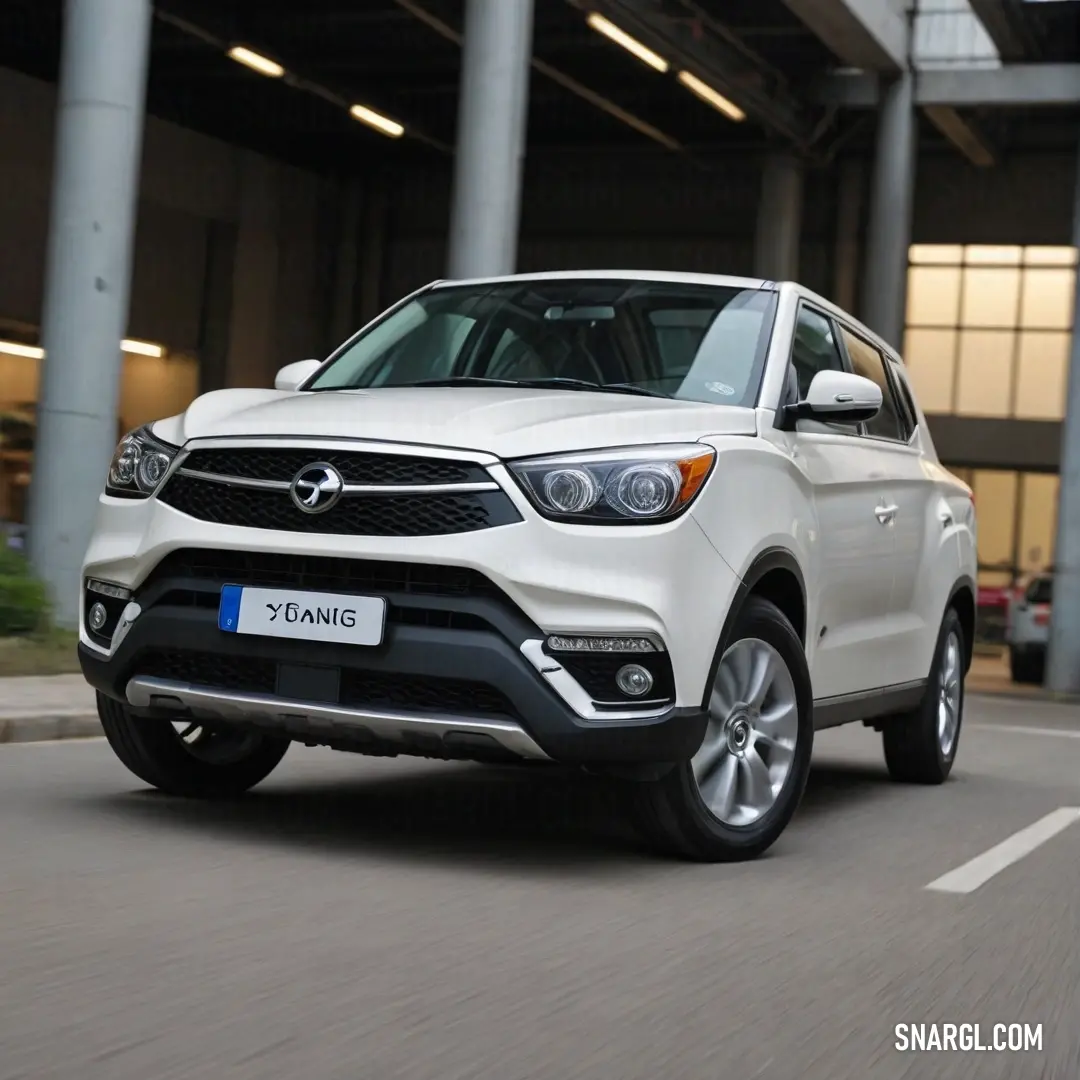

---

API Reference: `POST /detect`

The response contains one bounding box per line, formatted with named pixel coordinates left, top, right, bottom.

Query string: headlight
left=105, top=426, right=179, bottom=498
left=507, top=444, right=715, bottom=524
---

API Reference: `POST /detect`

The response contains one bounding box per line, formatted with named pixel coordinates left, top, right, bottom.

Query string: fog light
left=88, top=602, right=108, bottom=632
left=615, top=664, right=654, bottom=697
left=546, top=635, right=658, bottom=653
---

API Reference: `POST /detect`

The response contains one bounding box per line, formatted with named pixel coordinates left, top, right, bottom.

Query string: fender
left=698, top=545, right=807, bottom=710
left=946, top=573, right=978, bottom=671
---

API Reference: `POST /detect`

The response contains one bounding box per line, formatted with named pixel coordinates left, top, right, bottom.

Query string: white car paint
left=83, top=272, right=977, bottom=727
left=151, top=386, right=759, bottom=460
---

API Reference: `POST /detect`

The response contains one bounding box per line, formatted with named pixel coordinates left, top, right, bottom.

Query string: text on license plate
left=218, top=585, right=386, bottom=647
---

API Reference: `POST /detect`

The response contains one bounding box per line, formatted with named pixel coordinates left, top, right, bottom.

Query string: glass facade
left=902, top=244, right=1076, bottom=618
left=904, top=244, right=1077, bottom=419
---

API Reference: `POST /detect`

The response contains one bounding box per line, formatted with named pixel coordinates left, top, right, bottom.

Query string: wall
left=381, top=151, right=839, bottom=308
left=0, top=65, right=337, bottom=396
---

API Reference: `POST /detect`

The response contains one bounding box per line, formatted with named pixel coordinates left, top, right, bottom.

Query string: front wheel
left=882, top=608, right=965, bottom=784
left=98, top=693, right=291, bottom=798
left=630, top=596, right=814, bottom=862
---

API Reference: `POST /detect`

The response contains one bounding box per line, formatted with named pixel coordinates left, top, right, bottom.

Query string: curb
left=0, top=714, right=102, bottom=744
left=968, top=687, right=1080, bottom=706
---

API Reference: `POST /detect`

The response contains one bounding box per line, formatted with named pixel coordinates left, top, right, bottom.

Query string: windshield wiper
left=409, top=376, right=668, bottom=398
left=410, top=376, right=525, bottom=388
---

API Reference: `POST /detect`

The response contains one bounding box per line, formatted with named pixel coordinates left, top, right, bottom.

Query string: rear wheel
left=631, top=597, right=814, bottom=862
left=98, top=693, right=290, bottom=798
left=883, top=609, right=965, bottom=784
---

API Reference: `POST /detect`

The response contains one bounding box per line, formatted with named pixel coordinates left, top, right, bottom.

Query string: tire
left=883, top=608, right=965, bottom=785
left=630, top=596, right=814, bottom=862
left=98, top=693, right=290, bottom=798
left=1009, top=647, right=1042, bottom=685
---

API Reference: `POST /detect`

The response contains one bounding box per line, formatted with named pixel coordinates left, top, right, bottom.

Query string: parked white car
left=79, top=271, right=977, bottom=861
left=1006, top=572, right=1052, bottom=683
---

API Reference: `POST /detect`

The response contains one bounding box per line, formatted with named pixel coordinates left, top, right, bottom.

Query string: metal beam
left=395, top=0, right=686, bottom=155
left=923, top=104, right=996, bottom=166
left=783, top=0, right=907, bottom=71
left=571, top=0, right=822, bottom=150
left=818, top=64, right=1080, bottom=108
left=966, top=0, right=1031, bottom=62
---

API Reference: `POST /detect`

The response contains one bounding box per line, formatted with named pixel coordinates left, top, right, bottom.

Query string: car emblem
left=289, top=462, right=344, bottom=514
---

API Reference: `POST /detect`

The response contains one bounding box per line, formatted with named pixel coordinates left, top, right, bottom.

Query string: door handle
left=940, top=508, right=955, bottom=528
left=875, top=503, right=898, bottom=525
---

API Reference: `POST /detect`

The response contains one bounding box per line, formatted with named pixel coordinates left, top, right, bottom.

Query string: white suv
left=79, top=272, right=977, bottom=862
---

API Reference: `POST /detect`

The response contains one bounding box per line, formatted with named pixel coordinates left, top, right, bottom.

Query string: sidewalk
left=0, top=674, right=100, bottom=742
left=0, top=654, right=1077, bottom=744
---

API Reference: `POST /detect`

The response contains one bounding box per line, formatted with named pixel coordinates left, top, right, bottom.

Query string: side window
left=891, top=362, right=920, bottom=439
left=838, top=327, right=906, bottom=442
left=791, top=306, right=846, bottom=400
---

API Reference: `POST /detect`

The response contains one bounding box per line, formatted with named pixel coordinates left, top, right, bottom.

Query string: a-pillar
left=861, top=71, right=917, bottom=350
left=27, top=0, right=153, bottom=628
left=754, top=153, right=804, bottom=282
left=446, top=0, right=535, bottom=280
left=1046, top=139, right=1080, bottom=692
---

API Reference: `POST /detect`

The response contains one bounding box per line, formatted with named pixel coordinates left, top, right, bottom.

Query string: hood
left=153, top=386, right=758, bottom=459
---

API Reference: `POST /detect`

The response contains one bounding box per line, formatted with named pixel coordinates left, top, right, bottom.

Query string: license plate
left=218, top=585, right=386, bottom=647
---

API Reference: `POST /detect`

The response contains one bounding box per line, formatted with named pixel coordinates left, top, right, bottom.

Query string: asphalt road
left=1, top=695, right=1078, bottom=1080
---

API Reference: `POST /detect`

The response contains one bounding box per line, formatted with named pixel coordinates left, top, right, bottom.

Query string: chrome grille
left=156, top=444, right=522, bottom=536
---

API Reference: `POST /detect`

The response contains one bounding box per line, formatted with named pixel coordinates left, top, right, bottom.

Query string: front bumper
left=79, top=609, right=708, bottom=765
left=79, top=467, right=736, bottom=766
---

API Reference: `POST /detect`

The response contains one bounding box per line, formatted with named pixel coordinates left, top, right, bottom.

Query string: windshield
left=307, top=278, right=777, bottom=407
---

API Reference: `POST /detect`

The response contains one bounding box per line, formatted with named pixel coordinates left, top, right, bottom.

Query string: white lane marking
left=926, top=807, right=1080, bottom=894
left=969, top=723, right=1080, bottom=740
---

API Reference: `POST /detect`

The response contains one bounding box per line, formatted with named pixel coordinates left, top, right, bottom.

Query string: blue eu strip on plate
left=218, top=585, right=243, bottom=632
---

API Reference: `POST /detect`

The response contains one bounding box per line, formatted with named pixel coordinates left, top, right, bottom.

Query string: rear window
left=1028, top=577, right=1053, bottom=604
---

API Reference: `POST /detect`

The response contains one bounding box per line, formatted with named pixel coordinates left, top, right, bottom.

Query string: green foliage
left=0, top=547, right=48, bottom=636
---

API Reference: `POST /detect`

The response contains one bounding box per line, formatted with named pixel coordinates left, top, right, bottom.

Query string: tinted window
left=839, top=327, right=906, bottom=441
left=309, top=280, right=777, bottom=408
left=890, top=362, right=918, bottom=437
left=1028, top=577, right=1053, bottom=604
left=791, top=307, right=846, bottom=399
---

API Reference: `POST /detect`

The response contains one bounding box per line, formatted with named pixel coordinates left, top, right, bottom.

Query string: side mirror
left=274, top=358, right=322, bottom=392
left=789, top=370, right=882, bottom=425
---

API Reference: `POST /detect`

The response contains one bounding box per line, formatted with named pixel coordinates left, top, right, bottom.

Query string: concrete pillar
left=861, top=71, right=917, bottom=350
left=27, top=0, right=153, bottom=628
left=753, top=153, right=804, bottom=282
left=1045, top=141, right=1080, bottom=693
left=832, top=159, right=865, bottom=314
left=447, top=0, right=535, bottom=280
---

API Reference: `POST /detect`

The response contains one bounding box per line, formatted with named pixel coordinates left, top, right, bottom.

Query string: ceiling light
left=0, top=341, right=44, bottom=359
left=227, top=46, right=285, bottom=79
left=121, top=338, right=165, bottom=357
left=349, top=104, right=404, bottom=139
left=677, top=71, right=746, bottom=122
left=586, top=12, right=669, bottom=73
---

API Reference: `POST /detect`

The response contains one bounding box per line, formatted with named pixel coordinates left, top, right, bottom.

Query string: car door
left=835, top=325, right=939, bottom=688
left=781, top=303, right=899, bottom=699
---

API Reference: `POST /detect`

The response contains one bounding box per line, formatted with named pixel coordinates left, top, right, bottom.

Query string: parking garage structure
left=3, top=0, right=1080, bottom=686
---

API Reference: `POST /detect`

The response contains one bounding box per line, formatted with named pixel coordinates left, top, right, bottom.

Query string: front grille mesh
left=158, top=475, right=511, bottom=536
left=133, top=649, right=519, bottom=717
